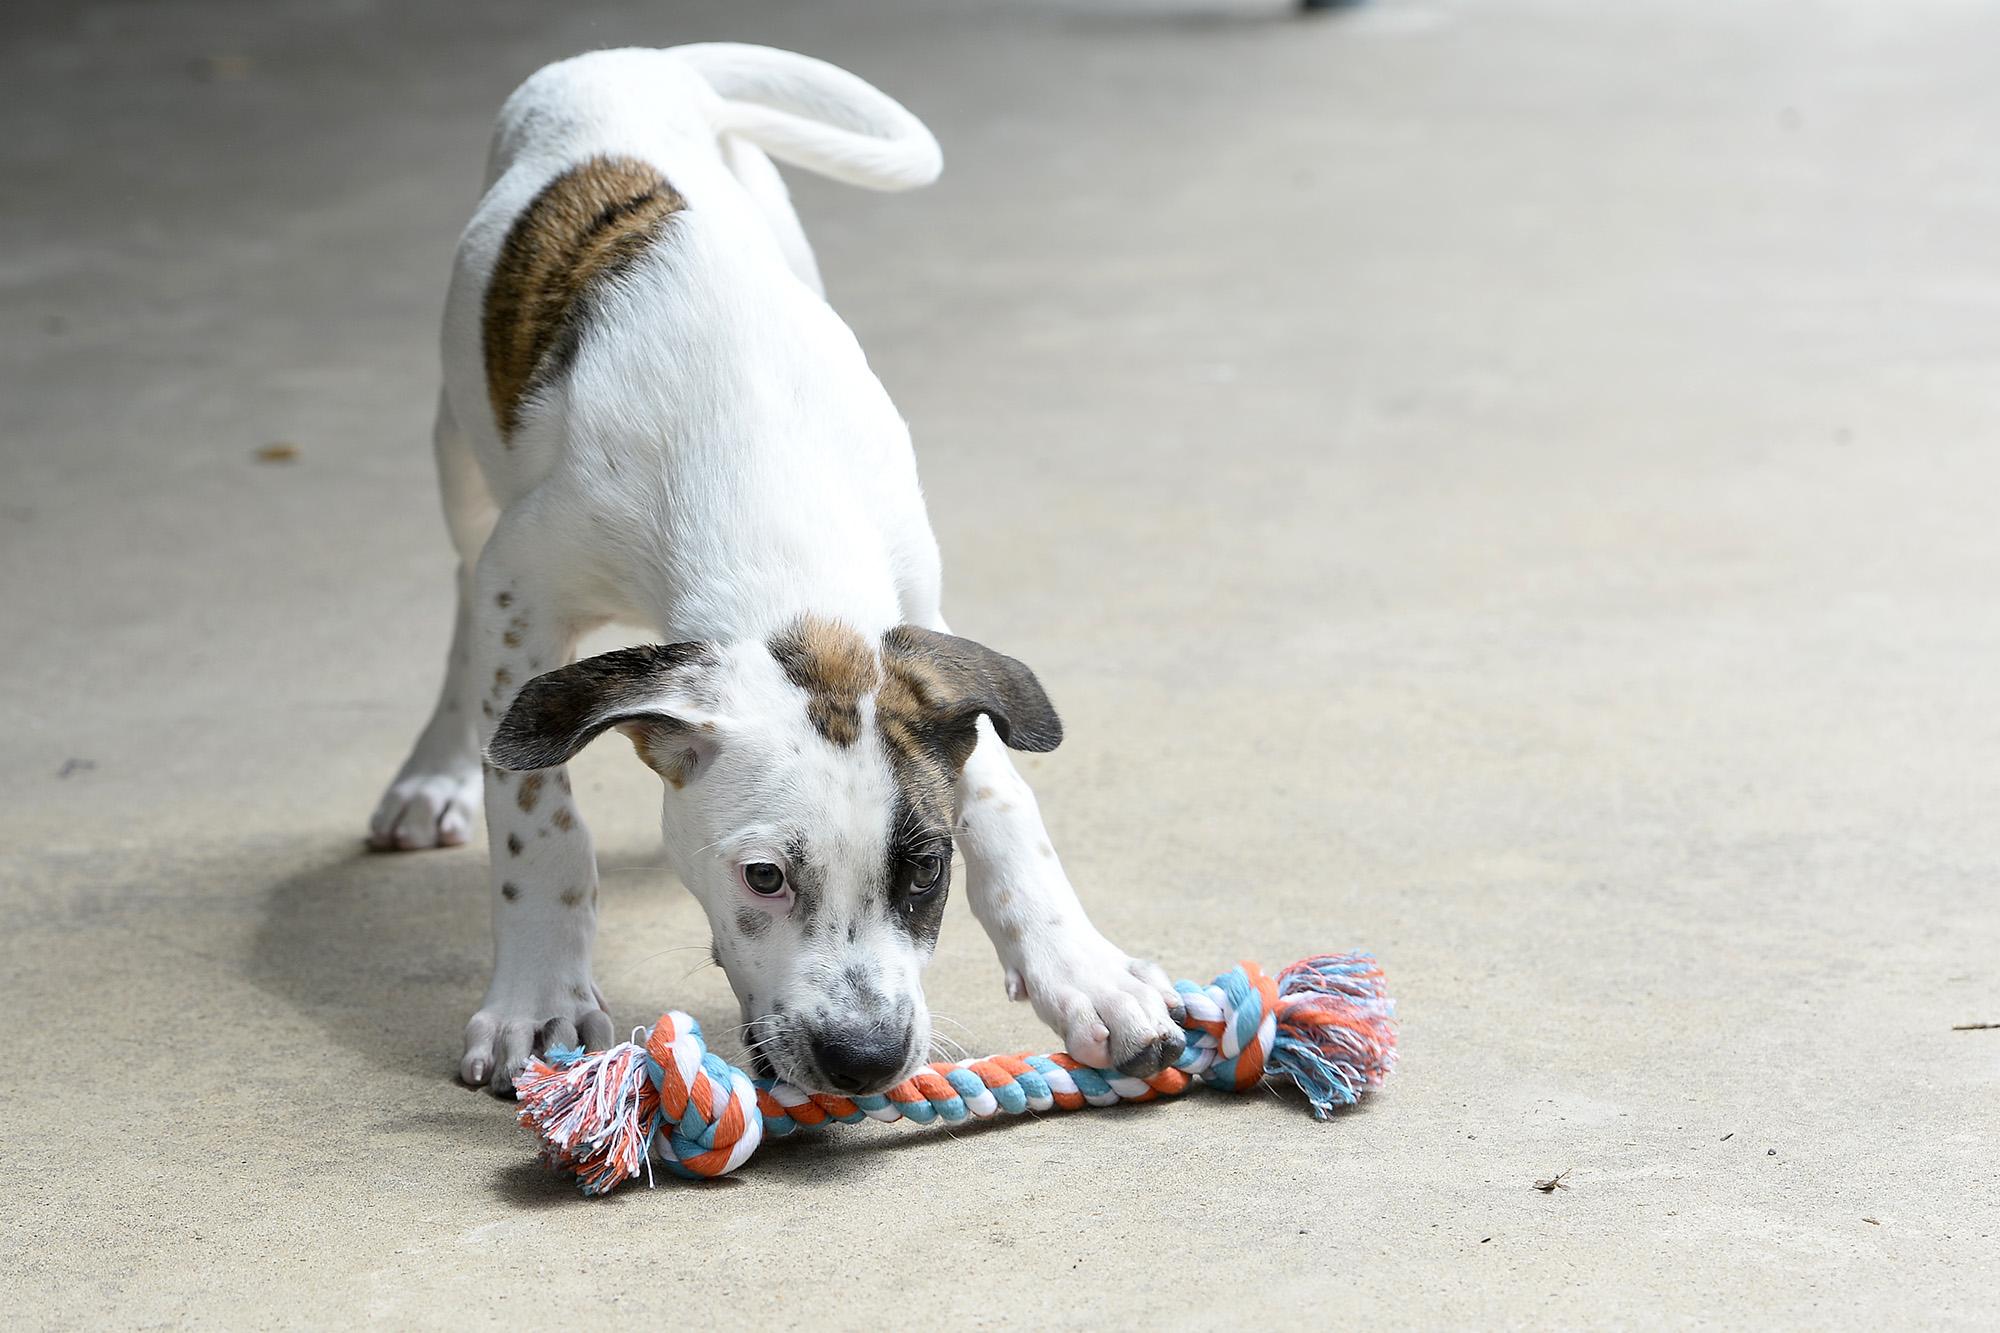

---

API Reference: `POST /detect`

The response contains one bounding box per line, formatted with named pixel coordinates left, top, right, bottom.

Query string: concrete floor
left=3, top=0, right=1996, bottom=1326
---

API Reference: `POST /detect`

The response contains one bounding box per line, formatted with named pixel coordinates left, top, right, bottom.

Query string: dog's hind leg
left=367, top=393, right=499, bottom=851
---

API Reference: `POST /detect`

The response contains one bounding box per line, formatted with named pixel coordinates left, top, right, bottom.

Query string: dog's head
left=486, top=617, right=1061, bottom=1095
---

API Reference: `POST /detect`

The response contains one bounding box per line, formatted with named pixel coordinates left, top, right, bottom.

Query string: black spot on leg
left=506, top=832, right=523, bottom=856
left=496, top=591, right=513, bottom=608
left=501, top=882, right=520, bottom=902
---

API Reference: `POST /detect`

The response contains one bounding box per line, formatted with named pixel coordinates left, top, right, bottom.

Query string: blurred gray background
left=3, top=0, right=1996, bottom=1327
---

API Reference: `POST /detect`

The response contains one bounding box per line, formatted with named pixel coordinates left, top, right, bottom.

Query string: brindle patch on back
left=483, top=156, right=687, bottom=438
left=768, top=615, right=881, bottom=748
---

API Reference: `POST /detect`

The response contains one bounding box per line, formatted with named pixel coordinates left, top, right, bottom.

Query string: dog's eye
left=906, top=855, right=944, bottom=893
left=742, top=862, right=786, bottom=896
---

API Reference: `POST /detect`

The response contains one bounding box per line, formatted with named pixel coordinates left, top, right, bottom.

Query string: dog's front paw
left=368, top=768, right=481, bottom=852
left=1013, top=935, right=1186, bottom=1076
left=460, top=980, right=615, bottom=1096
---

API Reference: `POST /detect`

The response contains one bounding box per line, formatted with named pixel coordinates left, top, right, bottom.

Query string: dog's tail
left=677, top=43, right=941, bottom=192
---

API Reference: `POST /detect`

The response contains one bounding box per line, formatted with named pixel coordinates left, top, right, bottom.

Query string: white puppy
left=369, top=44, right=1184, bottom=1097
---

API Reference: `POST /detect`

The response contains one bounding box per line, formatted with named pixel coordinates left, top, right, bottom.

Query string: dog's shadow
left=246, top=840, right=493, bottom=1083
left=244, top=838, right=703, bottom=1083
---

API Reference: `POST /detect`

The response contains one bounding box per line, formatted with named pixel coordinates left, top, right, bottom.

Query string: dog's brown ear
left=878, top=625, right=1063, bottom=759
left=486, top=642, right=718, bottom=772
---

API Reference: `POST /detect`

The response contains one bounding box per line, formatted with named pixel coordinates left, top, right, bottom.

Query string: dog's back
left=438, top=47, right=940, bottom=490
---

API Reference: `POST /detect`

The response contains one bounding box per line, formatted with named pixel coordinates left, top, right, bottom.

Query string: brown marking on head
left=483, top=157, right=688, bottom=439
left=561, top=887, right=585, bottom=908
left=876, top=626, right=1064, bottom=859
left=516, top=773, right=545, bottom=812
left=767, top=615, right=879, bottom=748
left=551, top=805, right=576, bottom=832
left=501, top=882, right=520, bottom=902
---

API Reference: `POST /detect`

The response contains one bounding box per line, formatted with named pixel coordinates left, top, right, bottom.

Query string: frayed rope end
left=1268, top=952, right=1398, bottom=1119
left=514, top=1042, right=660, bottom=1196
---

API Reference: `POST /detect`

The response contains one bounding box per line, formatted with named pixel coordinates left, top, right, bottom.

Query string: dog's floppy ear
left=487, top=642, right=720, bottom=774
left=878, top=625, right=1063, bottom=758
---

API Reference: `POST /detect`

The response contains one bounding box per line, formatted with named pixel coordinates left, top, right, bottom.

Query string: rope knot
left=1173, top=955, right=1396, bottom=1116
left=641, top=1012, right=764, bottom=1178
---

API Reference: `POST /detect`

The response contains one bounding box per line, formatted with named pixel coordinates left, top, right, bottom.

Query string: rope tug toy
left=516, top=951, right=1397, bottom=1194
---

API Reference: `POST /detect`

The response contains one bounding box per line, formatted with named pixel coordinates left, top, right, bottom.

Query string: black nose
left=808, top=1028, right=911, bottom=1094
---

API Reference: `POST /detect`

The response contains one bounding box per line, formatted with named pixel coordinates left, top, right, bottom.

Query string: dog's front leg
left=955, top=721, right=1186, bottom=1075
left=457, top=526, right=614, bottom=1095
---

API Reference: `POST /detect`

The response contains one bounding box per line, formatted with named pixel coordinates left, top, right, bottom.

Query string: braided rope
left=517, top=952, right=1395, bottom=1194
